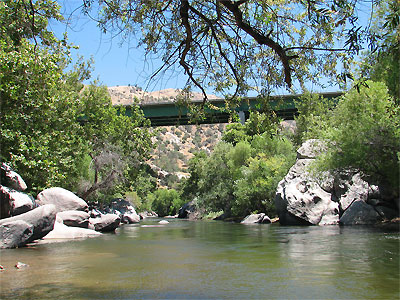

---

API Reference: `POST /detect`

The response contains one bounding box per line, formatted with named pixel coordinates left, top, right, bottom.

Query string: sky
left=50, top=1, right=189, bottom=92
left=49, top=1, right=372, bottom=95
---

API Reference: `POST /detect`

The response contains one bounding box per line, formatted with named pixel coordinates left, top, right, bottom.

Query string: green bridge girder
left=124, top=92, right=342, bottom=126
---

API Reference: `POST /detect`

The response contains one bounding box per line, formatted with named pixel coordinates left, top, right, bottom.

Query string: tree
left=81, top=0, right=377, bottom=99
left=0, top=0, right=87, bottom=193
left=0, top=0, right=154, bottom=198
left=316, top=81, right=400, bottom=197
left=76, top=84, right=153, bottom=200
left=359, top=0, right=400, bottom=102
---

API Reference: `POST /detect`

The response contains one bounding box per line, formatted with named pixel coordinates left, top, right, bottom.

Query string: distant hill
left=108, top=86, right=220, bottom=105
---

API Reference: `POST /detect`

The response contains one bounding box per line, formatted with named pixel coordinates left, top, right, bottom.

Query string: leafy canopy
left=82, top=0, right=376, bottom=99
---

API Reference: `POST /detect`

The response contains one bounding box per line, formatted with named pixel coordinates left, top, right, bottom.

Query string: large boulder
left=1, top=163, right=27, bottom=192
left=90, top=214, right=120, bottom=232
left=105, top=198, right=140, bottom=224
left=42, top=219, right=101, bottom=240
left=122, top=213, right=140, bottom=224
left=36, top=187, right=88, bottom=212
left=57, top=210, right=90, bottom=228
left=275, top=139, right=398, bottom=226
left=0, top=186, right=35, bottom=218
left=241, top=213, right=271, bottom=224
left=0, top=220, right=33, bottom=249
left=275, top=156, right=339, bottom=226
left=0, top=204, right=57, bottom=244
left=339, top=200, right=382, bottom=225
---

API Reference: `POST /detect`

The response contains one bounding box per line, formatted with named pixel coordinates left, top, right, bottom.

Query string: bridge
left=124, top=92, right=342, bottom=126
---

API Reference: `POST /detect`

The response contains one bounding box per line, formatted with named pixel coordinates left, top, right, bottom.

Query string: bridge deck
left=124, top=92, right=342, bottom=126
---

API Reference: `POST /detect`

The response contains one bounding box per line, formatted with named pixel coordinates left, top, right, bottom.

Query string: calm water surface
left=0, top=219, right=399, bottom=299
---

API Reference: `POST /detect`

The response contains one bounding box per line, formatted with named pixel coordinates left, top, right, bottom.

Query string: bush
left=316, top=81, right=400, bottom=195
left=150, top=188, right=184, bottom=216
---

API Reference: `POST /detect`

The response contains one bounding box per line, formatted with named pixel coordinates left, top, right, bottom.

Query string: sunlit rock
left=0, top=204, right=56, bottom=245
left=1, top=163, right=27, bottom=192
left=57, top=210, right=90, bottom=228
left=0, top=220, right=33, bottom=249
left=36, top=187, right=88, bottom=212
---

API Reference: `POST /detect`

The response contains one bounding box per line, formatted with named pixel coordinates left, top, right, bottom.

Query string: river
left=0, top=219, right=399, bottom=299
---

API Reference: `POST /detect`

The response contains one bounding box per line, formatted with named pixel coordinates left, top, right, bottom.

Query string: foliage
left=233, top=137, right=295, bottom=216
left=77, top=84, right=153, bottom=200
left=0, top=0, right=154, bottom=198
left=0, top=0, right=86, bottom=193
left=83, top=0, right=376, bottom=99
left=181, top=122, right=296, bottom=218
left=315, top=81, right=400, bottom=195
left=222, top=110, right=280, bottom=145
left=359, top=0, right=400, bottom=102
left=293, top=92, right=337, bottom=146
left=148, top=188, right=184, bottom=217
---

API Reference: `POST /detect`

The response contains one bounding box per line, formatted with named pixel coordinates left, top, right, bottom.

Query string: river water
left=0, top=219, right=399, bottom=299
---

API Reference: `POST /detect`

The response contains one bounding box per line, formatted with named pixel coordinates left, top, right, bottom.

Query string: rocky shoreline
left=1, top=139, right=399, bottom=249
left=0, top=163, right=160, bottom=249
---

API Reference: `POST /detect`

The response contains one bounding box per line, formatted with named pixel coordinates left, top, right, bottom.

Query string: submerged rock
left=241, top=213, right=271, bottom=224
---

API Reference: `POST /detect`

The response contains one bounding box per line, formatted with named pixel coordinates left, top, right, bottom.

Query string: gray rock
left=0, top=186, right=35, bottom=218
left=374, top=206, right=399, bottom=221
left=36, top=187, right=88, bottom=212
left=260, top=215, right=272, bottom=224
left=90, top=214, right=120, bottom=232
left=0, top=204, right=56, bottom=244
left=296, top=139, right=327, bottom=159
left=178, top=199, right=202, bottom=220
left=275, top=159, right=339, bottom=226
left=0, top=220, right=33, bottom=249
left=57, top=210, right=90, bottom=228
left=42, top=220, right=101, bottom=240
left=241, top=213, right=266, bottom=224
left=334, top=173, right=369, bottom=212
left=139, top=211, right=158, bottom=219
left=1, top=163, right=27, bottom=191
left=339, top=200, right=382, bottom=225
left=121, top=213, right=140, bottom=224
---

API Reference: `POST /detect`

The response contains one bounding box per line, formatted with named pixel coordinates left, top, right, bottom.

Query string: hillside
left=108, top=86, right=220, bottom=105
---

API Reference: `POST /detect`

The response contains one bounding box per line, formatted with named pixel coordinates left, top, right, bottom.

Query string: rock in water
left=158, top=220, right=169, bottom=225
left=90, top=214, right=120, bottom=232
left=339, top=200, right=382, bottom=225
left=42, top=221, right=101, bottom=240
left=275, top=139, right=398, bottom=226
left=0, top=204, right=57, bottom=244
left=36, top=187, right=88, bottom=212
left=275, top=158, right=339, bottom=226
left=0, top=220, right=33, bottom=249
left=241, top=213, right=270, bottom=224
left=15, top=262, right=29, bottom=269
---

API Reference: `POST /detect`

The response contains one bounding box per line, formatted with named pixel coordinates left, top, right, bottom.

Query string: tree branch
left=179, top=0, right=208, bottom=103
left=220, top=0, right=295, bottom=87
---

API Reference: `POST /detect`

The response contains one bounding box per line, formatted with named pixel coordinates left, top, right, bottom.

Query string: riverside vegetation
left=1, top=0, right=399, bottom=225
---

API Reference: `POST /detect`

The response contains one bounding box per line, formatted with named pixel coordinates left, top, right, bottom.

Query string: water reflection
left=0, top=220, right=398, bottom=299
